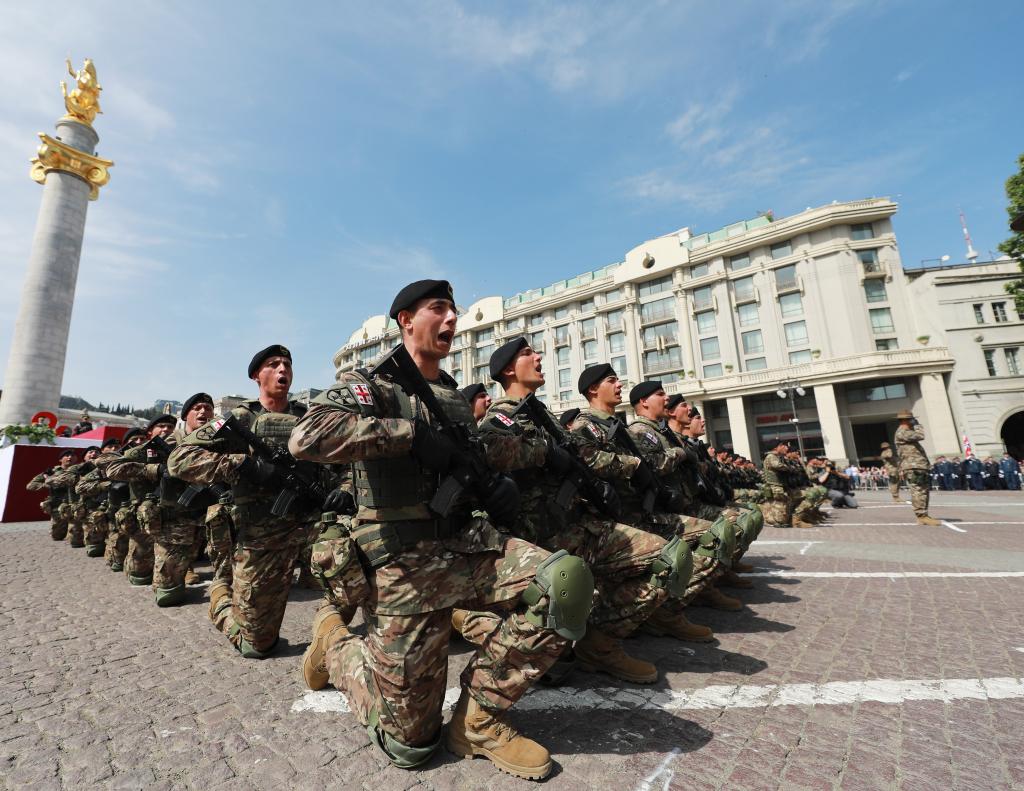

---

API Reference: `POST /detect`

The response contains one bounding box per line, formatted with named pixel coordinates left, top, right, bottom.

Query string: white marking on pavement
left=746, top=571, right=1024, bottom=578
left=292, top=676, right=1024, bottom=716
left=941, top=521, right=968, bottom=533
left=816, top=522, right=1024, bottom=526
left=1015, top=647, right=1024, bottom=653
left=635, top=747, right=680, bottom=791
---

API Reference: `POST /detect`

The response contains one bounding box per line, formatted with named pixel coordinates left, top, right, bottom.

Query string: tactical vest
left=230, top=402, right=312, bottom=504
left=762, top=453, right=784, bottom=488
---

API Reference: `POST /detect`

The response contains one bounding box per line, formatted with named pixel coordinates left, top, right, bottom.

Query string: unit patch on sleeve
left=351, top=384, right=374, bottom=406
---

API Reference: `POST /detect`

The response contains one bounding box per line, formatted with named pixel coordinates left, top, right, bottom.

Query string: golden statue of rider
left=61, top=58, right=102, bottom=126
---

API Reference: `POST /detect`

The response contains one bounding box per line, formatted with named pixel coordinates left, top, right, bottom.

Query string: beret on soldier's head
left=665, top=394, right=685, bottom=411
left=146, top=414, right=176, bottom=432
left=629, top=380, right=664, bottom=406
left=578, top=363, right=615, bottom=396
left=559, top=408, right=581, bottom=429
left=389, top=279, right=455, bottom=320
left=58, top=449, right=75, bottom=459
left=896, top=410, right=914, bottom=420
left=121, top=428, right=144, bottom=445
left=459, top=383, right=487, bottom=402
left=247, top=344, right=291, bottom=379
left=181, top=392, right=214, bottom=419
left=101, top=438, right=120, bottom=449
left=489, top=336, right=529, bottom=382
left=880, top=441, right=891, bottom=449
left=84, top=445, right=100, bottom=453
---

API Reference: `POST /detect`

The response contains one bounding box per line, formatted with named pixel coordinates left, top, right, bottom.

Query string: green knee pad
left=522, top=549, right=594, bottom=641
left=366, top=710, right=440, bottom=769
left=155, top=585, right=186, bottom=607
left=650, top=535, right=693, bottom=598
left=128, top=574, right=153, bottom=586
left=230, top=623, right=278, bottom=659
left=110, top=562, right=124, bottom=572
left=85, top=544, right=104, bottom=558
left=693, top=516, right=737, bottom=567
left=735, top=510, right=761, bottom=551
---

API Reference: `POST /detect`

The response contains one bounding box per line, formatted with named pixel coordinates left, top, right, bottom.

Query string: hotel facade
left=334, top=199, right=1024, bottom=465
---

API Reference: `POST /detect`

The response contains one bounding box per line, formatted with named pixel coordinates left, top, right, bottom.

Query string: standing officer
left=459, top=383, right=491, bottom=422
left=894, top=411, right=941, bottom=525
left=880, top=442, right=901, bottom=501
left=290, top=281, right=591, bottom=780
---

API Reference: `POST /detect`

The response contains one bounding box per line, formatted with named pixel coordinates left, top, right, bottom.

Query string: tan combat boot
left=184, top=568, right=200, bottom=585
left=917, top=514, right=942, bottom=526
left=574, top=627, right=658, bottom=684
left=208, top=580, right=231, bottom=622
left=301, top=606, right=348, bottom=690
left=718, top=569, right=753, bottom=589
left=446, top=690, right=552, bottom=780
left=694, top=586, right=743, bottom=611
left=641, top=608, right=715, bottom=642
left=792, top=519, right=816, bottom=529
left=733, top=560, right=755, bottom=573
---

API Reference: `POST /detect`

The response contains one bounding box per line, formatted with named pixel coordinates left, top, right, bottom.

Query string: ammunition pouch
left=311, top=534, right=371, bottom=612
left=521, top=549, right=594, bottom=641
left=351, top=516, right=467, bottom=568
left=693, top=515, right=736, bottom=566
left=649, top=535, right=694, bottom=598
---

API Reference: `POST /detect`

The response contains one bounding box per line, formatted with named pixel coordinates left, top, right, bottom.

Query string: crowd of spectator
left=840, top=456, right=1023, bottom=491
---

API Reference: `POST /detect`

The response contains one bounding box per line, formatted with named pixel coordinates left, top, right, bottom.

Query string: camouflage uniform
left=76, top=453, right=118, bottom=556
left=204, top=491, right=235, bottom=587
left=572, top=410, right=733, bottom=605
left=895, top=424, right=931, bottom=516
left=289, top=371, right=576, bottom=758
left=106, top=444, right=162, bottom=584
left=48, top=463, right=91, bottom=547
left=761, top=451, right=799, bottom=525
left=27, top=469, right=70, bottom=540
left=881, top=446, right=901, bottom=499
left=168, top=400, right=325, bottom=656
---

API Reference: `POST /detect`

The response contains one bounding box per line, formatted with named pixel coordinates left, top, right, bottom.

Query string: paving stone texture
left=2, top=489, right=1023, bottom=790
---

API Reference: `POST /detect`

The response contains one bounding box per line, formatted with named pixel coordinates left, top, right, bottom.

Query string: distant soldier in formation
left=75, top=437, right=122, bottom=556
left=104, top=429, right=145, bottom=573
left=880, top=441, right=901, bottom=501
left=893, top=410, right=941, bottom=525
left=459, top=383, right=491, bottom=422
left=25, top=449, right=77, bottom=540
left=999, top=453, right=1022, bottom=490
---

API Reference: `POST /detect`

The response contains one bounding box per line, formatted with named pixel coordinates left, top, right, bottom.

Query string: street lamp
left=777, top=379, right=807, bottom=459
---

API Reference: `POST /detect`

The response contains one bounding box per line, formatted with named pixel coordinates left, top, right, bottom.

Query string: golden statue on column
left=61, top=58, right=103, bottom=126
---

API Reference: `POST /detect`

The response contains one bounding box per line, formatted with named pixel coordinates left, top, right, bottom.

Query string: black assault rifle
left=508, top=393, right=620, bottom=519
left=370, top=344, right=518, bottom=525
left=605, top=419, right=663, bottom=515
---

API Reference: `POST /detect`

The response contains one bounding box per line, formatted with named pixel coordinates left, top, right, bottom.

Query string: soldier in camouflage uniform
left=107, top=416, right=178, bottom=586
left=103, top=429, right=145, bottom=573
left=789, top=451, right=827, bottom=522
left=50, top=447, right=100, bottom=547
left=460, top=383, right=491, bottom=422
left=762, top=442, right=809, bottom=528
left=291, top=281, right=593, bottom=780
left=894, top=411, right=941, bottom=525
left=26, top=450, right=76, bottom=540
left=880, top=441, right=902, bottom=502
left=75, top=438, right=122, bottom=557
left=470, top=338, right=689, bottom=683
left=168, top=347, right=334, bottom=656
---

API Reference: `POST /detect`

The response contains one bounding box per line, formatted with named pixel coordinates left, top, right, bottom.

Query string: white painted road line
left=292, top=676, right=1024, bottom=716
left=746, top=571, right=1024, bottom=578
left=942, top=520, right=968, bottom=533
left=811, top=522, right=1024, bottom=527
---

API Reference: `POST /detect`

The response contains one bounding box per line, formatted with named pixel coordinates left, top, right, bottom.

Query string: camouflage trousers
left=64, top=503, right=86, bottom=547
left=887, top=472, right=902, bottom=500
left=323, top=537, right=567, bottom=749
left=84, top=507, right=109, bottom=551
left=637, top=511, right=728, bottom=607
left=49, top=504, right=69, bottom=541
left=124, top=510, right=155, bottom=583
left=904, top=470, right=931, bottom=516
left=105, top=505, right=135, bottom=569
left=204, top=502, right=234, bottom=586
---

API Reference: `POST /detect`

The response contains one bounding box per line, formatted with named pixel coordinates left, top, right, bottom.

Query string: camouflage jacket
left=895, top=425, right=930, bottom=471
left=762, top=452, right=788, bottom=490
left=76, top=451, right=119, bottom=509
left=880, top=447, right=899, bottom=473
left=569, top=408, right=642, bottom=514
left=107, top=438, right=167, bottom=504
left=49, top=462, right=94, bottom=505
left=626, top=416, right=690, bottom=498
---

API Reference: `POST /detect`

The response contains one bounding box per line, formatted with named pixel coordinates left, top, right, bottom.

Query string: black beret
left=578, top=363, right=615, bottom=396
left=389, top=279, right=454, bottom=320
left=146, top=414, right=177, bottom=432
left=559, top=408, right=581, bottom=428
left=489, top=336, right=528, bottom=382
left=121, top=428, right=144, bottom=445
left=247, top=344, right=291, bottom=379
left=459, top=383, right=487, bottom=402
left=688, top=406, right=701, bottom=418
left=181, top=392, right=214, bottom=419
left=629, top=380, right=663, bottom=406
left=101, top=438, right=120, bottom=449
left=83, top=445, right=100, bottom=453
left=58, top=449, right=75, bottom=459
left=665, top=394, right=685, bottom=411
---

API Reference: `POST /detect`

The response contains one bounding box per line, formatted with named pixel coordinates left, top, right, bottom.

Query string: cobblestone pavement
left=3, top=489, right=1024, bottom=790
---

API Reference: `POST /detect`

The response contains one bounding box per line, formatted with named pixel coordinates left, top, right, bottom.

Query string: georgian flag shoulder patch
left=587, top=423, right=603, bottom=439
left=197, top=418, right=226, bottom=440
left=493, top=413, right=515, bottom=427
left=644, top=431, right=659, bottom=446
left=350, top=384, right=374, bottom=406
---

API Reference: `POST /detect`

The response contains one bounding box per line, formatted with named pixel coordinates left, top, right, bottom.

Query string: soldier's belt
left=351, top=516, right=468, bottom=568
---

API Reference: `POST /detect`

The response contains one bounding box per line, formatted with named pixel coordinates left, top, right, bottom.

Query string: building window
left=452, top=369, right=463, bottom=386
left=558, top=369, right=571, bottom=388
left=556, top=346, right=570, bottom=366
left=984, top=349, right=997, bottom=376
left=788, top=349, right=812, bottom=364
left=770, top=240, right=792, bottom=259
left=644, top=347, right=683, bottom=372
left=973, top=304, right=985, bottom=324
left=737, top=302, right=759, bottom=327
left=641, top=296, right=676, bottom=323
left=775, top=264, right=798, bottom=290
left=579, top=298, right=595, bottom=314
left=611, top=355, right=626, bottom=375
left=642, top=321, right=679, bottom=348
left=875, top=338, right=898, bottom=351
left=660, top=371, right=682, bottom=384
left=554, top=325, right=570, bottom=345
left=779, top=292, right=803, bottom=317
left=700, top=336, right=721, bottom=360
left=734, top=276, right=756, bottom=301
left=696, top=310, right=716, bottom=335
left=993, top=302, right=1009, bottom=323
left=476, top=328, right=494, bottom=343
left=692, top=286, right=713, bottom=310
left=857, top=249, right=881, bottom=272
left=869, top=307, right=895, bottom=334
left=742, top=330, right=764, bottom=355
left=559, top=390, right=571, bottom=402
left=730, top=253, right=751, bottom=271
left=851, top=222, right=874, bottom=240
left=784, top=320, right=809, bottom=347
left=608, top=332, right=625, bottom=354
left=475, top=344, right=495, bottom=364
left=528, top=331, right=544, bottom=349
left=582, top=339, right=598, bottom=361
left=690, top=262, right=709, bottom=278
left=528, top=313, right=544, bottom=328
left=505, top=317, right=523, bottom=332
left=554, top=305, right=570, bottom=320
left=863, top=280, right=887, bottom=304
left=638, top=275, right=673, bottom=298
left=846, top=378, right=908, bottom=402
left=703, top=363, right=724, bottom=378
left=604, top=288, right=623, bottom=303
left=1005, top=347, right=1021, bottom=376
left=475, top=365, right=489, bottom=382
left=579, top=318, right=596, bottom=339
left=606, top=309, right=624, bottom=330
left=746, top=357, right=767, bottom=371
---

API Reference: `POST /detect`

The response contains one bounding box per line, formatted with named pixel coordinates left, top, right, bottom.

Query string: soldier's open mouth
left=277, top=376, right=289, bottom=386
left=438, top=331, right=453, bottom=345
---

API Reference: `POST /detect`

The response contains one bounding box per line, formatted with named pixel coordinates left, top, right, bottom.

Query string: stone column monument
left=0, top=58, right=113, bottom=427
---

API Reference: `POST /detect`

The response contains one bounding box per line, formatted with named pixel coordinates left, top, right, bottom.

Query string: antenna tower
left=959, top=208, right=979, bottom=262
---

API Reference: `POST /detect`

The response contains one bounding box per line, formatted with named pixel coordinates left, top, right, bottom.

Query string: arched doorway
left=1001, top=411, right=1024, bottom=460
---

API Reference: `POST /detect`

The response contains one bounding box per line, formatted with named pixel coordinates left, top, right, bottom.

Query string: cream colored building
left=335, top=198, right=972, bottom=465
left=907, top=260, right=1024, bottom=459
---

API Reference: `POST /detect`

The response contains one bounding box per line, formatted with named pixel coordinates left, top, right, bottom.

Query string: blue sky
left=1, top=1, right=1020, bottom=408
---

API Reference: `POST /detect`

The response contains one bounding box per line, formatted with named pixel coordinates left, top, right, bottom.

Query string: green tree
left=999, top=152, right=1024, bottom=312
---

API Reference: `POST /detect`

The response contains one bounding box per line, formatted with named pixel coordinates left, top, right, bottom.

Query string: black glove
left=631, top=461, right=654, bottom=492
left=481, top=474, right=520, bottom=526
left=545, top=438, right=574, bottom=475
left=587, top=479, right=621, bottom=519
left=411, top=419, right=459, bottom=473
left=324, top=488, right=356, bottom=515
left=238, top=457, right=279, bottom=486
